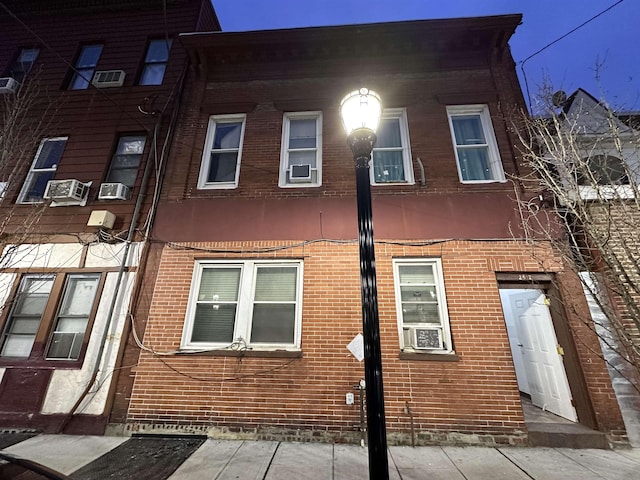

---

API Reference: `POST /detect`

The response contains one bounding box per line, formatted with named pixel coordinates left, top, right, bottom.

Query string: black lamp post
left=340, top=88, right=389, bottom=479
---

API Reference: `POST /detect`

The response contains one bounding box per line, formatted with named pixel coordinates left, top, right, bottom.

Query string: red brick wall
left=124, top=239, right=624, bottom=444
left=121, top=20, right=626, bottom=444
left=164, top=69, right=527, bottom=204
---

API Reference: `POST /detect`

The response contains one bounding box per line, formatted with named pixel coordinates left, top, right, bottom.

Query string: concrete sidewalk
left=2, top=434, right=640, bottom=479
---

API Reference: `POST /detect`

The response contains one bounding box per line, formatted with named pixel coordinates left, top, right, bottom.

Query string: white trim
left=279, top=111, right=322, bottom=188
left=576, top=185, right=636, bottom=201
left=447, top=104, right=505, bottom=184
left=392, top=258, right=453, bottom=354
left=181, top=259, right=303, bottom=351
left=17, top=137, right=68, bottom=204
left=371, top=108, right=414, bottom=186
left=197, top=114, right=246, bottom=190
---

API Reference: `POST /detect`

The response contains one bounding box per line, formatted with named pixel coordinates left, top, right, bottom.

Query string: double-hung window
left=105, top=135, right=147, bottom=189
left=18, top=137, right=67, bottom=204
left=139, top=39, right=172, bottom=86
left=371, top=109, right=413, bottom=185
left=198, top=114, right=246, bottom=189
left=69, top=44, right=103, bottom=90
left=279, top=112, right=322, bottom=187
left=447, top=105, right=504, bottom=183
left=183, top=260, right=303, bottom=350
left=0, top=273, right=102, bottom=361
left=9, top=48, right=39, bottom=84
left=393, top=258, right=453, bottom=354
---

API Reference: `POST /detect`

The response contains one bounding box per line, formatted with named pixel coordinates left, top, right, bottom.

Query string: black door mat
left=0, top=433, right=37, bottom=450
left=69, top=436, right=205, bottom=480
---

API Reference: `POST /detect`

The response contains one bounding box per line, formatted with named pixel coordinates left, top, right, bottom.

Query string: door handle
left=557, top=345, right=565, bottom=356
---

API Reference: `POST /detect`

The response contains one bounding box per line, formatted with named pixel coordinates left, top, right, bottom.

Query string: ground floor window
left=182, top=260, right=303, bottom=351
left=0, top=272, right=102, bottom=362
left=393, top=258, right=453, bottom=353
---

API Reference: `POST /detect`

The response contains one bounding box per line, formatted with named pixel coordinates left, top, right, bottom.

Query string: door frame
left=497, top=272, right=598, bottom=429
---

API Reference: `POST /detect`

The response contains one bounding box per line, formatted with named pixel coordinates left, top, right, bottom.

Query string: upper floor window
left=198, top=114, right=246, bottom=189
left=17, top=137, right=67, bottom=204
left=0, top=273, right=102, bottom=361
left=70, top=44, right=103, bottom=90
left=139, top=39, right=172, bottom=85
left=371, top=109, right=413, bottom=185
left=447, top=105, right=504, bottom=183
left=393, top=258, right=453, bottom=354
left=571, top=147, right=639, bottom=200
left=9, top=48, right=39, bottom=84
left=182, top=260, right=303, bottom=351
left=279, top=112, right=322, bottom=187
left=105, top=135, right=146, bottom=188
left=577, top=154, right=628, bottom=186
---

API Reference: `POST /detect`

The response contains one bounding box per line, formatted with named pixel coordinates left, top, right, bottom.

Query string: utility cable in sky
left=520, top=0, right=626, bottom=109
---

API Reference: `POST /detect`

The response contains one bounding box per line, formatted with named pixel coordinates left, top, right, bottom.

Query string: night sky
left=212, top=0, right=639, bottom=112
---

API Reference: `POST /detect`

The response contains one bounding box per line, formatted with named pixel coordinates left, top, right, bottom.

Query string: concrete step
left=527, top=422, right=609, bottom=449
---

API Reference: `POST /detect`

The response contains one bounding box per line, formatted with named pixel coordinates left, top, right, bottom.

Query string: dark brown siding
left=0, top=0, right=218, bottom=236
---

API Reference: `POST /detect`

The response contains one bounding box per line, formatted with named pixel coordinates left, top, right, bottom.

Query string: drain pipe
left=56, top=118, right=161, bottom=433
left=354, top=379, right=366, bottom=447
left=404, top=401, right=415, bottom=447
left=415, top=157, right=426, bottom=187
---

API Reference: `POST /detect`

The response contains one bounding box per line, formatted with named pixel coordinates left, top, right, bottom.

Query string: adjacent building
left=109, top=16, right=628, bottom=446
left=523, top=88, right=640, bottom=445
left=0, top=0, right=218, bottom=433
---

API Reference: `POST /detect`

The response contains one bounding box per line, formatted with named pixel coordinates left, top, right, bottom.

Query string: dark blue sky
left=212, top=0, right=638, bottom=112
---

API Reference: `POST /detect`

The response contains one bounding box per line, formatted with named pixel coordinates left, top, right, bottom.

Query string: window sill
left=177, top=349, right=302, bottom=358
left=372, top=181, right=414, bottom=186
left=278, top=183, right=322, bottom=189
left=399, top=351, right=460, bottom=362
left=197, top=183, right=239, bottom=190
left=574, top=185, right=635, bottom=201
left=459, top=179, right=507, bottom=185
left=0, top=358, right=84, bottom=369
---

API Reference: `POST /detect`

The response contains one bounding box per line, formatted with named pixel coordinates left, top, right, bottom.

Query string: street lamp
left=340, top=88, right=389, bottom=479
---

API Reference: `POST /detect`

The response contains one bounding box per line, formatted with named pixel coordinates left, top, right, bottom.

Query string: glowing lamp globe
left=340, top=88, right=382, bottom=136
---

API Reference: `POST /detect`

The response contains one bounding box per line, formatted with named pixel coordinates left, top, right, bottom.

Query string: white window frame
left=17, top=137, right=68, bottom=204
left=447, top=104, right=505, bottom=184
left=197, top=114, right=246, bottom=190
left=393, top=258, right=453, bottom=354
left=279, top=111, right=322, bottom=188
left=182, top=259, right=303, bottom=351
left=371, top=108, right=414, bottom=185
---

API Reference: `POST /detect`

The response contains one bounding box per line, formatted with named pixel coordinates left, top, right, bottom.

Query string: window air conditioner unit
left=43, top=179, right=89, bottom=203
left=410, top=327, right=443, bottom=350
left=98, top=182, right=129, bottom=200
left=289, top=164, right=312, bottom=182
left=0, top=77, right=18, bottom=94
left=92, top=70, right=125, bottom=88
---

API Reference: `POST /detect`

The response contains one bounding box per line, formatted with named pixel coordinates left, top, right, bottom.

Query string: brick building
left=111, top=16, right=627, bottom=446
left=0, top=0, right=218, bottom=433
left=526, top=88, right=640, bottom=445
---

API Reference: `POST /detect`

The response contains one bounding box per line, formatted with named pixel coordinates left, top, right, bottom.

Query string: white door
left=508, top=289, right=577, bottom=422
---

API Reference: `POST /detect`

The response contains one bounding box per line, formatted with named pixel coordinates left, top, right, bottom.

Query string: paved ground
left=1, top=434, right=640, bottom=479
